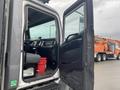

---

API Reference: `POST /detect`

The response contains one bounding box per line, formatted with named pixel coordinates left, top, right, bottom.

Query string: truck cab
left=114, top=41, right=120, bottom=59
left=0, top=0, right=94, bottom=90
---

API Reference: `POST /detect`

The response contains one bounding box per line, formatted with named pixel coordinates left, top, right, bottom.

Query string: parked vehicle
left=108, top=39, right=120, bottom=60
left=94, top=36, right=120, bottom=62
left=0, top=0, right=94, bottom=90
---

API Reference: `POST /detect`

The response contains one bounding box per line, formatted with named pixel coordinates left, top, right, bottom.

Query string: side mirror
left=65, top=33, right=80, bottom=42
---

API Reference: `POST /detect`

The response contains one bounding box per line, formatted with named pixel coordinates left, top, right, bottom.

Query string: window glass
left=65, top=5, right=85, bottom=39
left=115, top=43, right=120, bottom=49
left=108, top=42, right=115, bottom=52
left=29, top=20, right=56, bottom=40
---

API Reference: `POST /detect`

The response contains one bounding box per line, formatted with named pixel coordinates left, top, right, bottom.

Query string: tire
left=102, top=54, right=107, bottom=61
left=96, top=54, right=102, bottom=62
left=117, top=54, right=120, bottom=60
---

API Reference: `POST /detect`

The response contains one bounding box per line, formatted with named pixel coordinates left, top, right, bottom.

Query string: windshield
left=29, top=20, right=56, bottom=40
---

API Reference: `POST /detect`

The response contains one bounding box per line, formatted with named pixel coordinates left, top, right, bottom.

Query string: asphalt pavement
left=94, top=60, right=120, bottom=90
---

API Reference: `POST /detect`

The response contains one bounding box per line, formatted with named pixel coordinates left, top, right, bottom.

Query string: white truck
left=0, top=0, right=94, bottom=90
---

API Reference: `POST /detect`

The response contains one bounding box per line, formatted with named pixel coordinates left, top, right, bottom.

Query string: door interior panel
left=60, top=37, right=83, bottom=72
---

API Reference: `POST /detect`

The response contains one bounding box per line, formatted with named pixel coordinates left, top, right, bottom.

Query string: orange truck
left=94, top=36, right=120, bottom=61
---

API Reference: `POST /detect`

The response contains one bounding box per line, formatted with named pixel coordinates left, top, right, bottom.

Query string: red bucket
left=37, top=57, right=47, bottom=75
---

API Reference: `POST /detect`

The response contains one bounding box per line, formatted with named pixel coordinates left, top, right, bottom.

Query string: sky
left=94, top=0, right=120, bottom=40
left=47, top=0, right=120, bottom=40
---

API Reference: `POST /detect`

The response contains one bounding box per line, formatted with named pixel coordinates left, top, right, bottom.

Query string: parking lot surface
left=95, top=60, right=120, bottom=90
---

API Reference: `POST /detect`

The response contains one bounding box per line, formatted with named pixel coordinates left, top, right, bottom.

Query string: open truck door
left=59, top=0, right=94, bottom=90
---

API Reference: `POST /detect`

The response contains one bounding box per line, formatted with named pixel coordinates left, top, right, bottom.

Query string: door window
left=115, top=43, right=120, bottom=49
left=64, top=5, right=85, bottom=39
left=108, top=42, right=115, bottom=52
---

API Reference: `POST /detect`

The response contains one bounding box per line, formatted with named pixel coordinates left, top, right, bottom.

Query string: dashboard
left=30, top=39, right=56, bottom=48
left=24, top=38, right=57, bottom=54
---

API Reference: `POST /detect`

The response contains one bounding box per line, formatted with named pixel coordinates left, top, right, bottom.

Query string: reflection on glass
left=30, top=20, right=56, bottom=40
left=65, top=5, right=85, bottom=39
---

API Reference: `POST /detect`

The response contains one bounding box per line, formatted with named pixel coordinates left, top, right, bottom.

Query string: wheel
left=96, top=54, right=102, bottom=62
left=117, top=54, right=120, bottom=60
left=102, top=54, right=107, bottom=61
